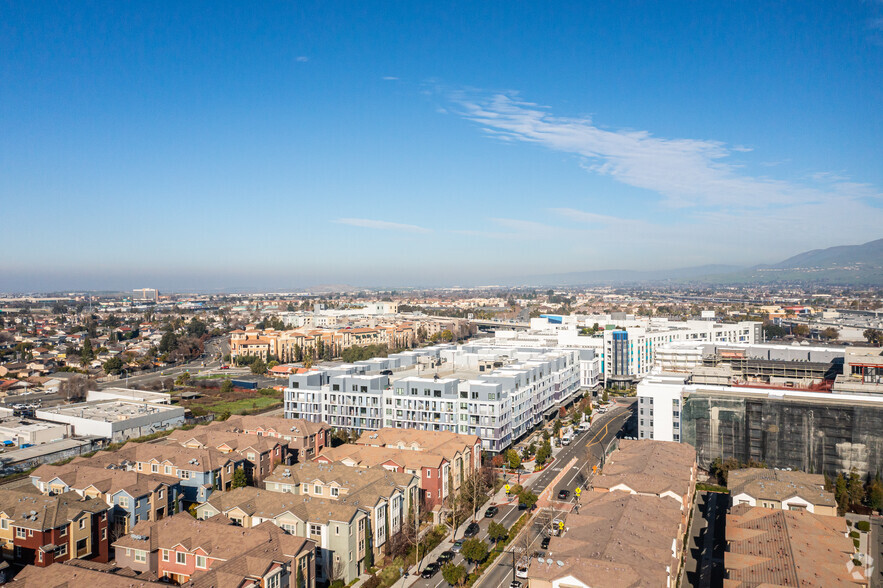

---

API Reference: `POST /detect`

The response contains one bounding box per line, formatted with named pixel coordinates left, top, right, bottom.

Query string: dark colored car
left=557, top=489, right=570, bottom=500
left=518, top=503, right=537, bottom=511
left=422, top=563, right=440, bottom=578
left=541, top=536, right=551, bottom=549
left=438, top=550, right=455, bottom=564
left=463, top=522, right=480, bottom=538
left=484, top=506, right=499, bottom=518
left=510, top=582, right=522, bottom=588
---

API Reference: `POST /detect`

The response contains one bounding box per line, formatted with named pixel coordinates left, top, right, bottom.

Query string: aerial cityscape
left=1, top=3, right=882, bottom=588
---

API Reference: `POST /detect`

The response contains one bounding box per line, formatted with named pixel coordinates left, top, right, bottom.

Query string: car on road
left=540, top=536, right=550, bottom=549
left=452, top=540, right=463, bottom=553
left=463, top=522, right=480, bottom=538
left=510, top=582, right=522, bottom=588
left=484, top=506, right=499, bottom=518
left=437, top=550, right=455, bottom=564
left=518, top=502, right=537, bottom=511
left=557, top=489, right=570, bottom=500
left=421, top=563, right=440, bottom=578
left=220, top=365, right=230, bottom=370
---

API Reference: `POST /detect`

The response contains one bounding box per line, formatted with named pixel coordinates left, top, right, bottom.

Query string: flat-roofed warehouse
left=35, top=400, right=185, bottom=442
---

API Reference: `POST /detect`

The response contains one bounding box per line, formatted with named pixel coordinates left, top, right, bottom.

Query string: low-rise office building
left=0, top=418, right=69, bottom=446
left=35, top=400, right=185, bottom=442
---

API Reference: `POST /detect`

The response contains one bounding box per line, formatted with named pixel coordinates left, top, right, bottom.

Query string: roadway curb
left=536, top=458, right=578, bottom=509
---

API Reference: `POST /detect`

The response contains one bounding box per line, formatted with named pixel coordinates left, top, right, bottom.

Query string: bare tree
left=59, top=374, right=89, bottom=402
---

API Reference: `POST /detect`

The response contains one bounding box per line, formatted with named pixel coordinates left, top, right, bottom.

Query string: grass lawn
left=205, top=396, right=282, bottom=415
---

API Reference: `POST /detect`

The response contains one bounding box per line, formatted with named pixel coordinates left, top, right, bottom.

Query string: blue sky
left=2, top=1, right=882, bottom=291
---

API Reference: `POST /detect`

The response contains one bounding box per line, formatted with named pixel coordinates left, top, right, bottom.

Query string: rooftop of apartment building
left=78, top=442, right=237, bottom=472
left=265, top=461, right=416, bottom=496
left=593, top=439, right=696, bottom=498
left=355, top=427, right=479, bottom=453
left=0, top=487, right=107, bottom=531
left=316, top=443, right=446, bottom=471
left=113, top=511, right=312, bottom=559
left=13, top=562, right=164, bottom=587
left=724, top=504, right=864, bottom=587
left=529, top=492, right=683, bottom=588
left=199, top=485, right=365, bottom=523
left=30, top=462, right=180, bottom=496
left=728, top=468, right=836, bottom=507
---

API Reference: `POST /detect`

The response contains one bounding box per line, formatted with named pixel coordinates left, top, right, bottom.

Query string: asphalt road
left=410, top=400, right=636, bottom=588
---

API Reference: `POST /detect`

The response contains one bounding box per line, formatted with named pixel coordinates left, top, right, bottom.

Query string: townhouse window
left=162, top=550, right=170, bottom=562
left=0, top=519, right=7, bottom=530
left=135, top=550, right=147, bottom=563
left=196, top=555, right=207, bottom=569
left=335, top=525, right=340, bottom=535
left=181, top=470, right=190, bottom=479
left=16, top=527, right=26, bottom=539
left=159, top=489, right=164, bottom=500
left=331, top=487, right=339, bottom=497
left=165, top=465, right=173, bottom=475
left=310, top=524, right=322, bottom=535
left=151, top=464, right=159, bottom=473
left=314, top=485, right=322, bottom=495
left=177, top=551, right=187, bottom=564
left=426, top=470, right=431, bottom=478
left=58, top=543, right=68, bottom=556
left=247, top=453, right=256, bottom=461
left=102, top=528, right=107, bottom=540
left=79, top=518, right=87, bottom=529
left=119, top=497, right=130, bottom=508
left=126, top=548, right=132, bottom=557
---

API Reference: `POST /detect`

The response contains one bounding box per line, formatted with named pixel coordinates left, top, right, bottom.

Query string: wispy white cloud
left=335, top=218, right=431, bottom=234
left=296, top=56, right=309, bottom=62
left=452, top=91, right=881, bottom=210
left=382, top=76, right=399, bottom=81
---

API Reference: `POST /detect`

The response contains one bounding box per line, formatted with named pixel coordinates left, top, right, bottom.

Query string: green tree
left=517, top=489, right=538, bottom=510
left=848, top=469, right=864, bottom=507
left=159, top=331, right=178, bottom=354
left=867, top=476, right=883, bottom=511
left=793, top=324, right=810, bottom=337
left=506, top=449, right=521, bottom=470
left=863, top=328, right=881, bottom=346
left=220, top=379, right=234, bottom=394
left=81, top=338, right=94, bottom=363
left=364, top=528, right=373, bottom=569
left=103, top=356, right=124, bottom=375
left=535, top=440, right=552, bottom=467
left=553, top=420, right=562, bottom=437
left=602, top=389, right=609, bottom=402
left=232, top=467, right=248, bottom=488
left=186, top=318, right=207, bottom=338
left=442, top=563, right=466, bottom=587
left=820, top=327, right=839, bottom=341
left=250, top=358, right=268, bottom=374
left=487, top=520, right=508, bottom=543
left=460, top=538, right=488, bottom=565
left=175, top=372, right=191, bottom=385
left=835, top=473, right=848, bottom=514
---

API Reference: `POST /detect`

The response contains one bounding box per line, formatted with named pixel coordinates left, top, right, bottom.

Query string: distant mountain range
left=525, top=238, right=883, bottom=287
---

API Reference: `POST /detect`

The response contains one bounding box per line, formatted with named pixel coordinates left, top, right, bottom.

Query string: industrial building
left=35, top=400, right=185, bottom=442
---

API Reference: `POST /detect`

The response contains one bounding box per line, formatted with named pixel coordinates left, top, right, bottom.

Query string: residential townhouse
left=353, top=428, right=481, bottom=493
left=81, top=443, right=245, bottom=503
left=164, top=428, right=288, bottom=486
left=315, top=444, right=450, bottom=511
left=206, top=414, right=330, bottom=462
left=262, top=461, right=419, bottom=561
left=725, top=504, right=865, bottom=587
left=12, top=560, right=165, bottom=587
left=0, top=488, right=109, bottom=568
left=193, top=487, right=369, bottom=584
left=28, top=462, right=183, bottom=536
left=112, top=512, right=316, bottom=587
left=728, top=468, right=838, bottom=516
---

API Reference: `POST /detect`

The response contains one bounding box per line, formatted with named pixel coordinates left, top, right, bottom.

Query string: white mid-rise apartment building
left=284, top=344, right=586, bottom=452
left=495, top=314, right=761, bottom=386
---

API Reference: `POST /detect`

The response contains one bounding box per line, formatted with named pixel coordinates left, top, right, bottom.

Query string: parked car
left=438, top=550, right=455, bottom=564
left=484, top=506, right=499, bottom=518
left=421, top=563, right=440, bottom=578
left=510, top=582, right=522, bottom=588
left=463, top=522, right=480, bottom=538
left=557, top=489, right=570, bottom=500
left=452, top=540, right=464, bottom=553
left=540, top=536, right=551, bottom=549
